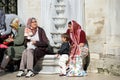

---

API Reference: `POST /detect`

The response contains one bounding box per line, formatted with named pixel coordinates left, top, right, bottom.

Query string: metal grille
left=0, top=0, right=17, bottom=14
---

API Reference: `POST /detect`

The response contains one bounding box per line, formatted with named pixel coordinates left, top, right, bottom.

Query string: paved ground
left=0, top=72, right=120, bottom=80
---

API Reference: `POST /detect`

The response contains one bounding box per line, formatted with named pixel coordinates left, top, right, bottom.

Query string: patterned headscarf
left=25, top=18, right=37, bottom=36
left=69, top=20, right=82, bottom=61
left=70, top=20, right=82, bottom=44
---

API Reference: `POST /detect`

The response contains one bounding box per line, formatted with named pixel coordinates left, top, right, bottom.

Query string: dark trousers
left=83, top=51, right=90, bottom=71
left=0, top=48, right=6, bottom=63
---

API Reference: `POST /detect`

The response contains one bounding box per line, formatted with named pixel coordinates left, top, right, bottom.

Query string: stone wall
left=17, top=0, right=120, bottom=76
left=18, top=0, right=41, bottom=26
left=85, top=0, right=120, bottom=76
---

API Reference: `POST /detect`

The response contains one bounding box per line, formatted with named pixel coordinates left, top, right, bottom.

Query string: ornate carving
left=0, top=0, right=17, bottom=14
left=51, top=0, right=67, bottom=49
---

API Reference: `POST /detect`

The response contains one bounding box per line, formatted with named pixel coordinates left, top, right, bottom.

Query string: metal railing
left=0, top=0, right=17, bottom=14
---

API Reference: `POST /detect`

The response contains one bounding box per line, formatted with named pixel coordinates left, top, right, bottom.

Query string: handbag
left=80, top=46, right=88, bottom=58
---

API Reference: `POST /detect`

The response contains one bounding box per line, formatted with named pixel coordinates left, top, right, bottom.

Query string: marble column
left=105, top=0, right=120, bottom=55
left=67, top=0, right=85, bottom=29
left=17, top=0, right=41, bottom=26
left=40, top=0, right=54, bottom=44
left=39, top=0, right=85, bottom=45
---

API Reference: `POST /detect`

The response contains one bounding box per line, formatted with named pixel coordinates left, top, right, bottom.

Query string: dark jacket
left=58, top=42, right=70, bottom=55
left=34, top=27, right=49, bottom=64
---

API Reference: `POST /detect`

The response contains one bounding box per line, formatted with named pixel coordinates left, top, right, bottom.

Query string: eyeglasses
left=31, top=21, right=37, bottom=23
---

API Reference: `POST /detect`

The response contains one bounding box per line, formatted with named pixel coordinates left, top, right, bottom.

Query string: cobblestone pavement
left=0, top=72, right=120, bottom=80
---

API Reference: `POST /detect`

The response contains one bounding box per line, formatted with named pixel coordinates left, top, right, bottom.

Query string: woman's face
left=68, top=24, right=73, bottom=32
left=30, top=19, right=38, bottom=29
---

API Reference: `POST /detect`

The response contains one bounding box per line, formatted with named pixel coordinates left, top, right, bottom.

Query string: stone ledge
left=42, top=63, right=58, bottom=66
left=37, top=54, right=59, bottom=74
left=90, top=53, right=100, bottom=59
left=44, top=55, right=56, bottom=59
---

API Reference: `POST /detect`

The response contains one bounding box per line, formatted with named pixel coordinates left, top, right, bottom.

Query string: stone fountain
left=39, top=0, right=67, bottom=74
left=35, top=0, right=88, bottom=74
left=51, top=0, right=67, bottom=52
left=40, top=0, right=67, bottom=74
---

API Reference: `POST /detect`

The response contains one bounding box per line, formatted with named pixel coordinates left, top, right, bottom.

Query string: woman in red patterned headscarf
left=67, top=20, right=86, bottom=60
left=66, top=20, right=89, bottom=76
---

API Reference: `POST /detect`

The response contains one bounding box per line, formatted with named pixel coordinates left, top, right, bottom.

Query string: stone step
left=43, top=55, right=56, bottom=59
left=37, top=55, right=60, bottom=74
left=39, top=65, right=60, bottom=74
left=42, top=60, right=58, bottom=65
left=42, top=55, right=59, bottom=66
left=42, top=62, right=58, bottom=66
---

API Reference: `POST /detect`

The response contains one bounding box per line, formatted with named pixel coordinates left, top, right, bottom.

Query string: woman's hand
left=71, top=43, right=85, bottom=48
left=55, top=54, right=60, bottom=58
left=70, top=44, right=76, bottom=48
left=55, top=54, right=59, bottom=58
left=6, top=36, right=14, bottom=42
left=31, top=40, right=36, bottom=45
left=79, top=43, right=85, bottom=47
left=7, top=38, right=14, bottom=42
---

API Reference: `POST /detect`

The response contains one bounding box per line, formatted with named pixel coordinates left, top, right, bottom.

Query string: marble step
left=39, top=65, right=60, bottom=74
left=42, top=55, right=59, bottom=65
left=36, top=55, right=60, bottom=74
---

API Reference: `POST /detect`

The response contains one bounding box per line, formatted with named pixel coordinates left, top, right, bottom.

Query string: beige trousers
left=19, top=49, right=34, bottom=71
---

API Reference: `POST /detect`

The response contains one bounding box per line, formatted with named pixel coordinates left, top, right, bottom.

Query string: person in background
left=0, top=18, right=25, bottom=72
left=3, top=18, right=20, bottom=46
left=0, top=9, right=24, bottom=64
left=56, top=33, right=70, bottom=76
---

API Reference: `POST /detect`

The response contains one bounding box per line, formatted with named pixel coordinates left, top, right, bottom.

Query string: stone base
left=36, top=55, right=60, bottom=74
left=88, top=52, right=120, bottom=76
left=39, top=66, right=59, bottom=74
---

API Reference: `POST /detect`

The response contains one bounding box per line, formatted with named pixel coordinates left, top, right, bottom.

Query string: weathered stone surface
left=1, top=72, right=120, bottom=80
left=16, top=0, right=120, bottom=76
left=18, top=0, right=41, bottom=26
left=85, top=0, right=120, bottom=76
left=38, top=55, right=59, bottom=74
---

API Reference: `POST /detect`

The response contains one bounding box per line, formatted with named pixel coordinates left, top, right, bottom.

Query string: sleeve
left=66, top=29, right=70, bottom=34
left=34, top=28, right=49, bottom=47
left=1, top=26, right=12, bottom=36
left=58, top=43, right=68, bottom=55
left=80, top=30, right=86, bottom=43
left=13, top=27, right=25, bottom=46
left=66, top=29, right=72, bottom=44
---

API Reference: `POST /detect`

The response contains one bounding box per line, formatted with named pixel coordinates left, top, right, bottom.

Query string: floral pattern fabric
left=66, top=55, right=87, bottom=77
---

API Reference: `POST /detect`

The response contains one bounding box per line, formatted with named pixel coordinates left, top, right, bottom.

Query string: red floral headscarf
left=68, top=20, right=83, bottom=62
left=70, top=20, right=82, bottom=44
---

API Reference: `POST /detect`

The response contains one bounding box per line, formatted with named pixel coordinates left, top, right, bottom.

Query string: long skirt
left=66, top=55, right=87, bottom=77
